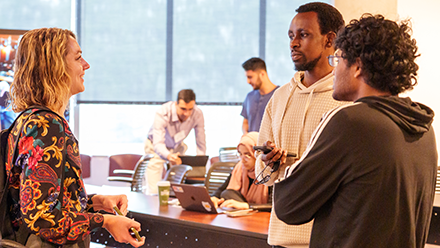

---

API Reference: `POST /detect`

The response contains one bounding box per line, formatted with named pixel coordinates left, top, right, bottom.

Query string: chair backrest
left=164, top=164, right=193, bottom=184
left=209, top=156, right=219, bottom=165
left=80, top=154, right=91, bottom=179
left=130, top=154, right=155, bottom=192
left=219, top=147, right=240, bottom=163
left=108, top=154, right=143, bottom=177
left=436, top=166, right=440, bottom=194
left=204, top=162, right=236, bottom=195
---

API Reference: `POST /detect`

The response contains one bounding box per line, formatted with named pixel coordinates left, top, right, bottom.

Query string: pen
left=113, top=206, right=142, bottom=242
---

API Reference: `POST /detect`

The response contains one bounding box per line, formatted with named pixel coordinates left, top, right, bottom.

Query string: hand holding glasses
left=253, top=145, right=297, bottom=185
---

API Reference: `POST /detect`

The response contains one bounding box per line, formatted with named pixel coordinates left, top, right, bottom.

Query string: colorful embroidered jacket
left=5, top=108, right=104, bottom=245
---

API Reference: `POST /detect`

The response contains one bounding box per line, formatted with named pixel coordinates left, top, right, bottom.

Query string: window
left=0, top=0, right=331, bottom=156
left=0, top=0, right=70, bottom=30
left=172, top=1, right=259, bottom=103
left=79, top=0, right=167, bottom=102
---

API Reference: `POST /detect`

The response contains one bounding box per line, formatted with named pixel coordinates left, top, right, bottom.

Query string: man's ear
left=354, top=58, right=363, bottom=78
left=325, top=31, right=336, bottom=48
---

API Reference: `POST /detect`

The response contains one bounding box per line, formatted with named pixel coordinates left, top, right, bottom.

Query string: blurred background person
left=211, top=132, right=271, bottom=211
left=144, top=89, right=206, bottom=195
left=0, top=80, right=16, bottom=129
left=241, top=58, right=278, bottom=134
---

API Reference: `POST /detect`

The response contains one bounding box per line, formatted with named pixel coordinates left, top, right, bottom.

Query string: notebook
left=179, top=155, right=209, bottom=177
left=171, top=183, right=224, bottom=214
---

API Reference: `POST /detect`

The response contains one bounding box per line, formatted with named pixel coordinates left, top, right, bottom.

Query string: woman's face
left=238, top=145, right=256, bottom=170
left=66, top=36, right=90, bottom=96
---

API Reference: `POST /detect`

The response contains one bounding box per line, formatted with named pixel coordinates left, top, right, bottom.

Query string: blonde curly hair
left=11, top=27, right=75, bottom=113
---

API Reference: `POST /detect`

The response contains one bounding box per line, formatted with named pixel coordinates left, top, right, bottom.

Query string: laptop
left=179, top=155, right=209, bottom=177
left=171, top=183, right=224, bottom=214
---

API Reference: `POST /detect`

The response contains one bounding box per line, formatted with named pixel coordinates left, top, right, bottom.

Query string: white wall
left=398, top=0, right=440, bottom=156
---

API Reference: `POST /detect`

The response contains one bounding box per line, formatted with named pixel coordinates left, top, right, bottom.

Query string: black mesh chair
left=436, top=166, right=440, bottom=194
left=204, top=162, right=236, bottom=195
left=218, top=147, right=240, bottom=163
left=107, top=154, right=154, bottom=192
left=164, top=164, right=193, bottom=184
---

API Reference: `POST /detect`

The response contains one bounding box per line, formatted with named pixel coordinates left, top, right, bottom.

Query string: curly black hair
left=335, top=14, right=419, bottom=95
left=296, top=2, right=344, bottom=35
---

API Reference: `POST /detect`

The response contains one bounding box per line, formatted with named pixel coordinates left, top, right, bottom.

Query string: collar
left=170, top=102, right=180, bottom=123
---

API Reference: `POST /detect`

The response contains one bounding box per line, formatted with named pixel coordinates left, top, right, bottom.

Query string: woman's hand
left=92, top=194, right=129, bottom=215
left=103, top=214, right=145, bottom=247
left=219, top=199, right=249, bottom=210
left=210, top=196, right=224, bottom=209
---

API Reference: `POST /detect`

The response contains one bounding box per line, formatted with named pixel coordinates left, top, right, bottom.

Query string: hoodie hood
left=357, top=96, right=434, bottom=134
left=290, top=71, right=334, bottom=94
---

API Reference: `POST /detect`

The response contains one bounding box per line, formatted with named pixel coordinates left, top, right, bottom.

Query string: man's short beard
left=253, top=77, right=262, bottom=90
left=294, top=54, right=321, bottom=71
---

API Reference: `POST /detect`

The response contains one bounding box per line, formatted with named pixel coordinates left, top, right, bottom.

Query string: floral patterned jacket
left=5, top=108, right=103, bottom=245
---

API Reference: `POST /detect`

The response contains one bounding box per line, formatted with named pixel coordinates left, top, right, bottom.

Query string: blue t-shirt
left=241, top=86, right=279, bottom=132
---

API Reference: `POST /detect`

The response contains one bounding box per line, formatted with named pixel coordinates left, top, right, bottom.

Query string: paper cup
left=157, top=180, right=171, bottom=206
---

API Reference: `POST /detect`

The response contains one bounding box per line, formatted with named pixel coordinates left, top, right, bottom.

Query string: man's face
left=332, top=49, right=358, bottom=101
left=289, top=11, right=327, bottom=71
left=176, top=99, right=195, bottom=122
left=245, top=70, right=262, bottom=90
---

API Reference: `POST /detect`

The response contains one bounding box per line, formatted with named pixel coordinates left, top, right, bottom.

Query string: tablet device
left=179, top=155, right=209, bottom=177
left=179, top=155, right=209, bottom=167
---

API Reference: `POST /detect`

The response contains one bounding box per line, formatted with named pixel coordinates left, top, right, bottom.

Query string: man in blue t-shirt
left=241, top=57, right=279, bottom=134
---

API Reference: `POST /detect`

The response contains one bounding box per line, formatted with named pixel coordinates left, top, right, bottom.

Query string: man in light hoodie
left=254, top=2, right=348, bottom=247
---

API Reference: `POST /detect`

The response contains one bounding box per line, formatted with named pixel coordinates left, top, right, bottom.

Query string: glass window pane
left=0, top=0, right=71, bottom=29
left=78, top=104, right=243, bottom=157
left=79, top=0, right=167, bottom=102
left=172, top=0, right=259, bottom=103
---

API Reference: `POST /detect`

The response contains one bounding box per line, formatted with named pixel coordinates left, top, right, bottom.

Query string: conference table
left=87, top=184, right=440, bottom=248
left=86, top=184, right=273, bottom=248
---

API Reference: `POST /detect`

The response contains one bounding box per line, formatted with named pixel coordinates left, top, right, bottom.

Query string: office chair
left=436, top=166, right=440, bottom=194
left=204, top=162, right=236, bottom=195
left=108, top=154, right=143, bottom=177
left=80, top=154, right=91, bottom=179
left=163, top=164, right=193, bottom=184
left=218, top=147, right=240, bottom=163
left=107, top=154, right=154, bottom=192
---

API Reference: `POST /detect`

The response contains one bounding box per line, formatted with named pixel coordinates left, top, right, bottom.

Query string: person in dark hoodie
left=264, top=14, right=437, bottom=248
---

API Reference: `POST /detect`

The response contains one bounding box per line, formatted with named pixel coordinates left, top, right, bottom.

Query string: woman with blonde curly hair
left=3, top=28, right=145, bottom=247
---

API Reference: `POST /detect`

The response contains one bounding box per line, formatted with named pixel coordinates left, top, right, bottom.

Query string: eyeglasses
left=254, top=160, right=281, bottom=185
left=239, top=153, right=252, bottom=160
left=327, top=55, right=344, bottom=67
